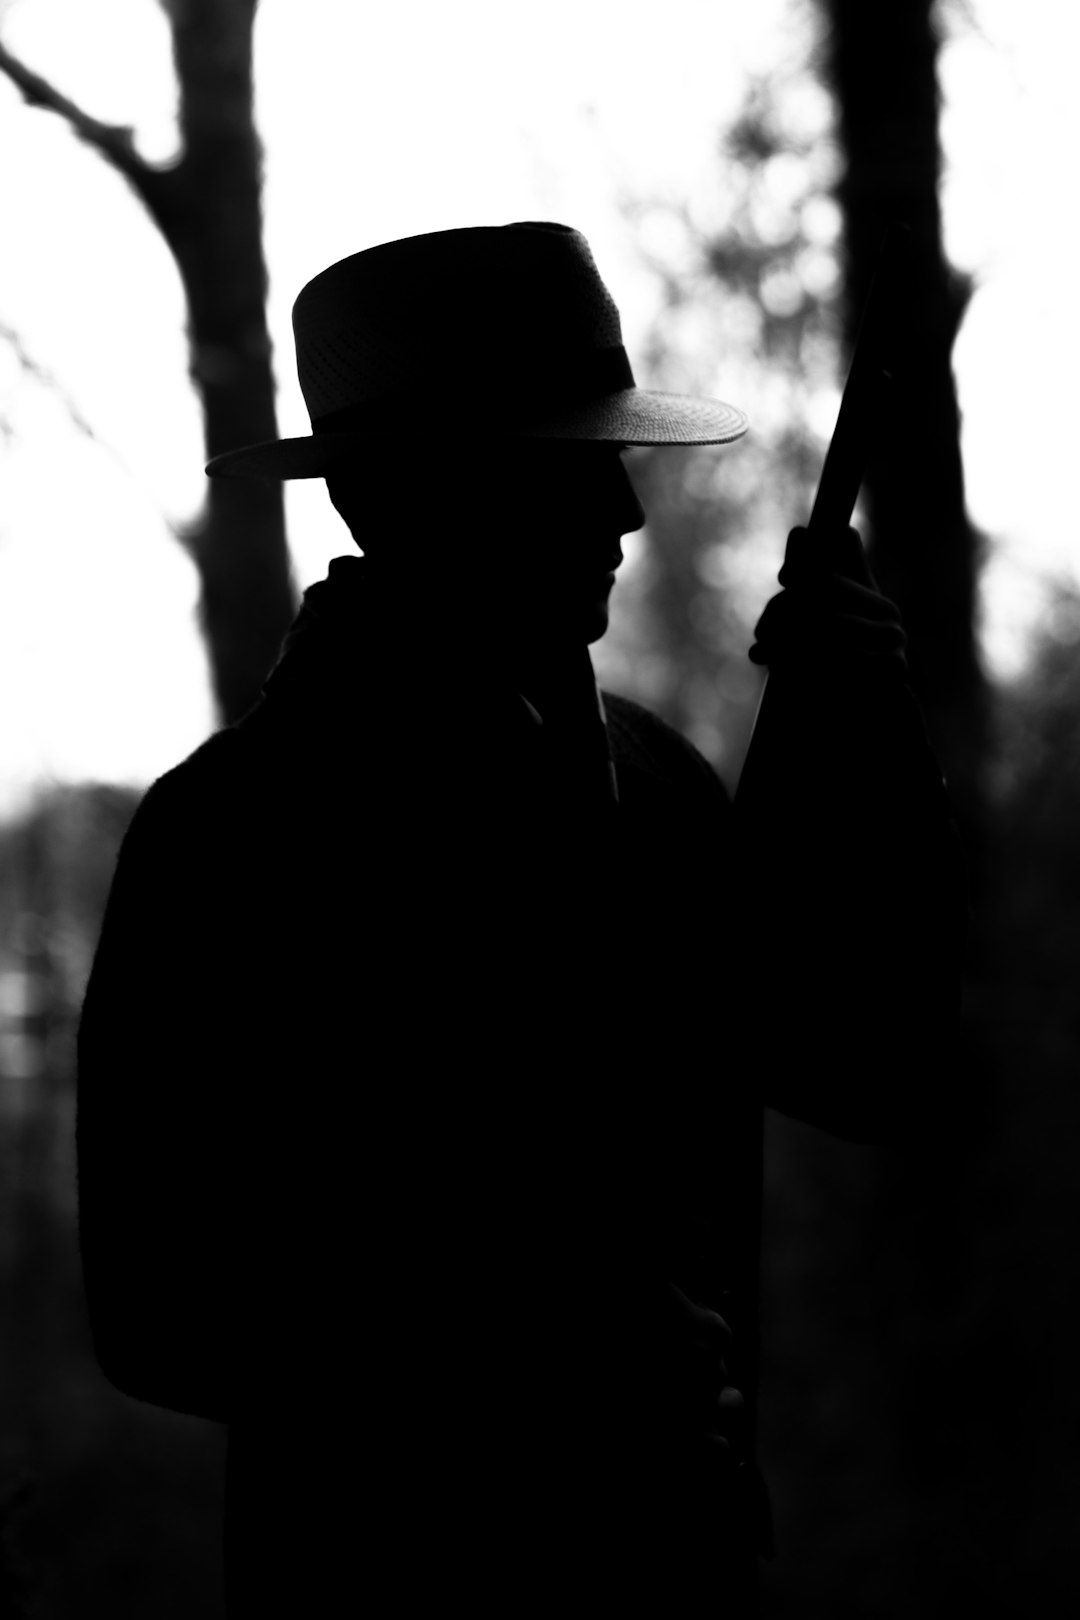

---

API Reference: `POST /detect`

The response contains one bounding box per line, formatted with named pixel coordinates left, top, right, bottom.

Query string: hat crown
left=291, top=223, right=629, bottom=425
left=205, top=223, right=748, bottom=477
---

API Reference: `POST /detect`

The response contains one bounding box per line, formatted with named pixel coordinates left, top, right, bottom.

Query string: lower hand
left=657, top=1281, right=745, bottom=1464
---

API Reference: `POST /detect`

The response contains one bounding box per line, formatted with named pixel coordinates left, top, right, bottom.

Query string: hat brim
left=205, top=389, right=749, bottom=479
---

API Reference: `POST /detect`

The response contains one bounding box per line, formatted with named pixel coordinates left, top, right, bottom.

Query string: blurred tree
left=820, top=0, right=988, bottom=869
left=0, top=0, right=296, bottom=726
left=0, top=782, right=154, bottom=1620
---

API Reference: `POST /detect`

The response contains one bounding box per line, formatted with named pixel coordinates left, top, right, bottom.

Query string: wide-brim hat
left=206, top=222, right=749, bottom=479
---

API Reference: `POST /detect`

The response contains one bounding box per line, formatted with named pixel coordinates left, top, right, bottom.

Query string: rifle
left=734, top=221, right=910, bottom=809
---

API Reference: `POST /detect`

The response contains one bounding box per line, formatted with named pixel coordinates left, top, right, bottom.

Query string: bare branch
left=0, top=318, right=101, bottom=442
left=0, top=36, right=175, bottom=226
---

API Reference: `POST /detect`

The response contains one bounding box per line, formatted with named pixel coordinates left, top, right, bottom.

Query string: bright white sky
left=0, top=0, right=1076, bottom=819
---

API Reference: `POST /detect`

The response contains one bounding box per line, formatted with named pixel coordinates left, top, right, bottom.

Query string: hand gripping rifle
left=734, top=222, right=910, bottom=811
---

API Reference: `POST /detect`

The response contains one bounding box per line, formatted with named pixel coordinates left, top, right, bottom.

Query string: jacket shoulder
left=130, top=724, right=254, bottom=825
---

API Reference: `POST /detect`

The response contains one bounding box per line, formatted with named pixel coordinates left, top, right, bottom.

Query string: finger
left=825, top=578, right=903, bottom=619
left=661, top=1405, right=741, bottom=1446
left=664, top=1281, right=732, bottom=1349
left=710, top=1389, right=746, bottom=1451
left=665, top=1280, right=730, bottom=1330
left=666, top=1395, right=746, bottom=1462
left=756, top=576, right=902, bottom=632
left=749, top=588, right=908, bottom=668
left=779, top=525, right=876, bottom=590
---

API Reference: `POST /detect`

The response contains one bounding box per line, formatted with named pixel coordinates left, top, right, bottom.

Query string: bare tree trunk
left=163, top=0, right=296, bottom=724
left=0, top=0, right=297, bottom=726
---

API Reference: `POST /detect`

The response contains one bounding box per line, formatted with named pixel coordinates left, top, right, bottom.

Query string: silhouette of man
left=75, top=224, right=965, bottom=1617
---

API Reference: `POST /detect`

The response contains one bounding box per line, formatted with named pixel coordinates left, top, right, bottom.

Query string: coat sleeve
left=732, top=667, right=968, bottom=1146
left=75, top=742, right=250, bottom=1422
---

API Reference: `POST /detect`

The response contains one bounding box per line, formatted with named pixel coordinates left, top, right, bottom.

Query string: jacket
left=75, top=557, right=965, bottom=1612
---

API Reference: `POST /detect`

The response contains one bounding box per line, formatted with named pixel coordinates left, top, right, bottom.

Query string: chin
left=583, top=606, right=611, bottom=645
left=520, top=592, right=611, bottom=647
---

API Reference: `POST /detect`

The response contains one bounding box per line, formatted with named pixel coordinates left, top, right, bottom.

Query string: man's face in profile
left=326, top=437, right=647, bottom=648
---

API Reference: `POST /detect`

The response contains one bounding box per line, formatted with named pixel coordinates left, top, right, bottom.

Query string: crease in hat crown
left=205, top=221, right=749, bottom=479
